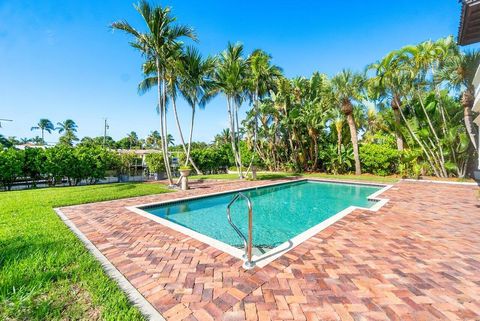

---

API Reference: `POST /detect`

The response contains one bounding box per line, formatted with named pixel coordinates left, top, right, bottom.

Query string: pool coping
left=126, top=178, right=392, bottom=268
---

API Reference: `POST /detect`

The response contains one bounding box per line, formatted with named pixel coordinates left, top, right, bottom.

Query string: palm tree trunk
left=346, top=113, right=361, bottom=175
left=462, top=90, right=478, bottom=150
left=313, top=135, right=319, bottom=170
left=227, top=97, right=242, bottom=177
left=185, top=105, right=198, bottom=171
left=396, top=100, right=441, bottom=177
left=392, top=107, right=404, bottom=151
left=337, top=128, right=342, bottom=161
left=235, top=102, right=243, bottom=178
left=416, top=91, right=447, bottom=177
left=172, top=98, right=202, bottom=175
left=162, top=83, right=174, bottom=185
left=156, top=58, right=173, bottom=185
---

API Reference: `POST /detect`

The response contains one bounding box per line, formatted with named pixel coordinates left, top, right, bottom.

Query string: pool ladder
left=227, top=192, right=255, bottom=269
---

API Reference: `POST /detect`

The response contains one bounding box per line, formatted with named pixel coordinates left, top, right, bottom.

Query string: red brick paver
left=59, top=180, right=480, bottom=320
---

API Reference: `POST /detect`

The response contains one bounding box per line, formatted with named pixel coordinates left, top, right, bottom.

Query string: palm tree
left=31, top=118, right=55, bottom=143
left=438, top=49, right=480, bottom=150
left=31, top=136, right=44, bottom=145
left=212, top=42, right=248, bottom=178
left=112, top=0, right=196, bottom=185
left=177, top=46, right=216, bottom=174
left=214, top=128, right=230, bottom=146
left=0, top=134, right=9, bottom=147
left=245, top=49, right=282, bottom=172
left=332, top=70, right=364, bottom=175
left=368, top=53, right=406, bottom=151
left=146, top=130, right=161, bottom=148
left=166, top=134, right=174, bottom=146
left=126, top=131, right=139, bottom=149
left=56, top=119, right=78, bottom=134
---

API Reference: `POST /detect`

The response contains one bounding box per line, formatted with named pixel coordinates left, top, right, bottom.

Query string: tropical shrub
left=0, top=148, right=24, bottom=190
left=319, top=144, right=354, bottom=174
left=398, top=149, right=424, bottom=179
left=45, top=145, right=76, bottom=185
left=73, top=146, right=119, bottom=184
left=117, top=152, right=137, bottom=176
left=44, top=146, right=119, bottom=185
left=190, top=147, right=230, bottom=174
left=360, top=143, right=399, bottom=176
left=22, top=148, right=46, bottom=187
left=145, top=152, right=165, bottom=174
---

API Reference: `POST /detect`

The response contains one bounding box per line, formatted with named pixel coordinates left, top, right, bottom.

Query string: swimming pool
left=129, top=179, right=390, bottom=267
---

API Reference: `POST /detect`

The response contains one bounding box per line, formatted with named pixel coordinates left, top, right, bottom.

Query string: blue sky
left=0, top=0, right=473, bottom=144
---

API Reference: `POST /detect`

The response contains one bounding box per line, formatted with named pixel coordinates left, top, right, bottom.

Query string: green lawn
left=0, top=182, right=170, bottom=321
left=190, top=172, right=399, bottom=184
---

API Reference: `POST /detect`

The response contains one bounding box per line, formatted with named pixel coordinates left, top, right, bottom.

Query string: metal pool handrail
left=226, top=192, right=254, bottom=269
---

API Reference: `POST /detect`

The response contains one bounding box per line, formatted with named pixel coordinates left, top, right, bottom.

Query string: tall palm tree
left=56, top=119, right=78, bottom=134
left=112, top=0, right=196, bottom=185
left=31, top=118, right=55, bottom=143
left=332, top=70, right=364, bottom=175
left=212, top=42, right=248, bottom=178
left=245, top=49, right=282, bottom=172
left=438, top=49, right=480, bottom=150
left=368, top=52, right=406, bottom=151
left=177, top=46, right=216, bottom=173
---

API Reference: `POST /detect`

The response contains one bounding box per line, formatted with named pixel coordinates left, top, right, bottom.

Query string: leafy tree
left=22, top=148, right=46, bottom=187
left=145, top=152, right=165, bottom=174
left=44, top=145, right=76, bottom=185
left=0, top=148, right=24, bottom=190
left=0, top=134, right=10, bottom=148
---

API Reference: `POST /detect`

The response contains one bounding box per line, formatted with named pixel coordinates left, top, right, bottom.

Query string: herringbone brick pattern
left=59, top=179, right=480, bottom=320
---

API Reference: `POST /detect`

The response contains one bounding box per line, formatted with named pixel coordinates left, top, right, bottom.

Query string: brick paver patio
left=58, top=179, right=480, bottom=321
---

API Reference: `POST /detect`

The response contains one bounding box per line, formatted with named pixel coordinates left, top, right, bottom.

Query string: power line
left=0, top=118, right=13, bottom=128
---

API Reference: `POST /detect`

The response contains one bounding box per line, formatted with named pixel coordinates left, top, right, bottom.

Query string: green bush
left=360, top=143, right=399, bottom=176
left=145, top=152, right=165, bottom=174
left=73, top=146, right=119, bottom=184
left=44, top=146, right=119, bottom=185
left=45, top=145, right=76, bottom=185
left=190, top=147, right=229, bottom=174
left=22, top=148, right=46, bottom=187
left=0, top=148, right=24, bottom=190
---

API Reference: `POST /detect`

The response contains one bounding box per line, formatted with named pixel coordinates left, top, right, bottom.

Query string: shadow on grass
left=0, top=237, right=75, bottom=297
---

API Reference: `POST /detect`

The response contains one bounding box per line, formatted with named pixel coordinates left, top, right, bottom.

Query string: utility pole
left=103, top=118, right=109, bottom=147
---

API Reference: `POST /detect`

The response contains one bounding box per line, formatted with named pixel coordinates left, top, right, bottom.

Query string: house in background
left=458, top=0, right=480, bottom=180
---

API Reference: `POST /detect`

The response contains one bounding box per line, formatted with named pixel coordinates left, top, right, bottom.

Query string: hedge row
left=0, top=146, right=119, bottom=190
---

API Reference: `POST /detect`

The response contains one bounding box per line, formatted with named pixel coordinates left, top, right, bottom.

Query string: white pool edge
left=127, top=179, right=392, bottom=269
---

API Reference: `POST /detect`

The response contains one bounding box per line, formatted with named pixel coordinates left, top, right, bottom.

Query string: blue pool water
left=144, top=181, right=381, bottom=248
